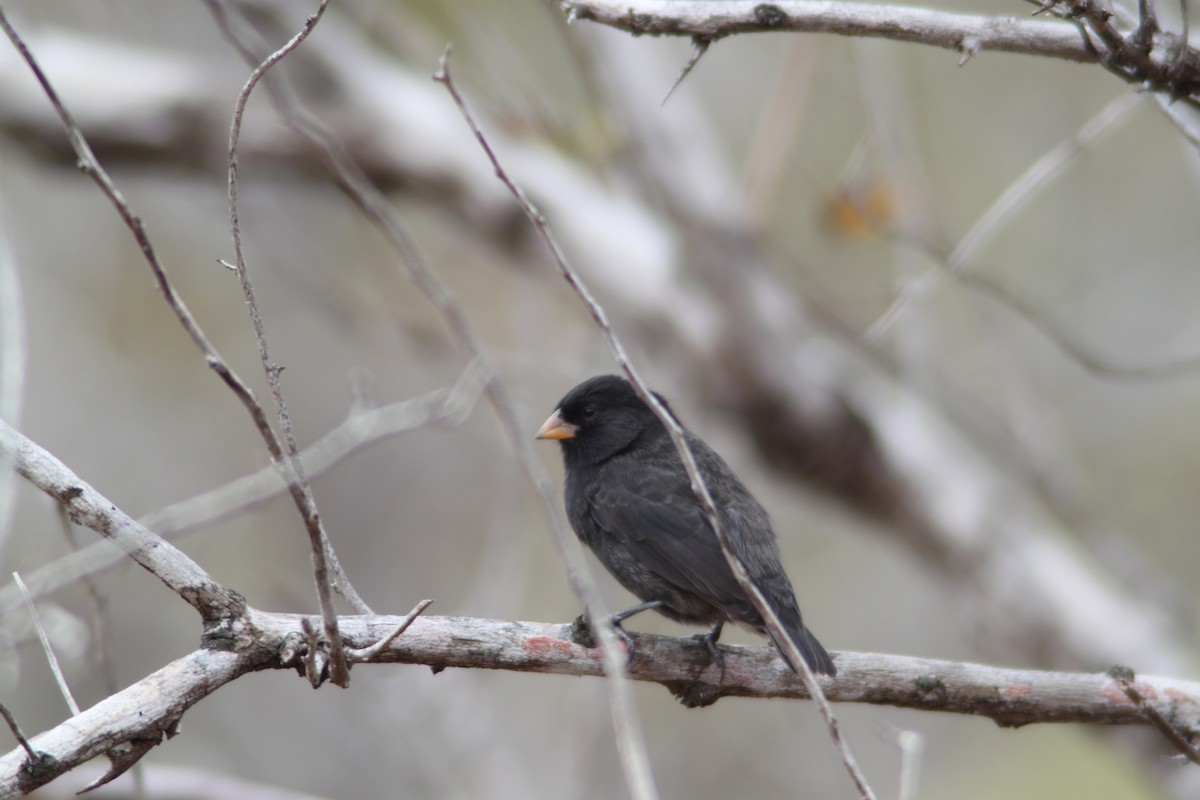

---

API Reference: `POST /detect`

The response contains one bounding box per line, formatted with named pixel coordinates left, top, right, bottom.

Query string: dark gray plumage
left=536, top=374, right=835, bottom=676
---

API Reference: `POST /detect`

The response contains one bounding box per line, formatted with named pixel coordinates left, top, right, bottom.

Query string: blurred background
left=1, top=0, right=1199, bottom=798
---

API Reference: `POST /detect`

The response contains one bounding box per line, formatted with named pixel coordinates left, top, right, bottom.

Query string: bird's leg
left=693, top=622, right=726, bottom=683
left=604, top=600, right=663, bottom=668
left=610, top=599, right=664, bottom=626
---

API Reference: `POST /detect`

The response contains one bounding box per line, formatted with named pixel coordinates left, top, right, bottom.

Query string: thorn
left=80, top=738, right=158, bottom=793
left=958, top=36, right=981, bottom=66
left=663, top=37, right=712, bottom=107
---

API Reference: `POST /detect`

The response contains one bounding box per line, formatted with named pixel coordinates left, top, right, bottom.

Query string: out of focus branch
left=2, top=611, right=1197, bottom=797
left=0, top=419, right=241, bottom=623
left=0, top=367, right=484, bottom=619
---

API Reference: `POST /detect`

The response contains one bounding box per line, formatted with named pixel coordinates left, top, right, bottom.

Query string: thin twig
left=1135, top=0, right=1159, bottom=48
left=346, top=599, right=433, bottom=662
left=1116, top=674, right=1200, bottom=766
left=222, top=0, right=352, bottom=689
left=14, top=572, right=80, bottom=716
left=434, top=46, right=876, bottom=800
left=299, top=616, right=324, bottom=689
left=1181, top=0, right=1189, bottom=63
left=0, top=701, right=39, bottom=763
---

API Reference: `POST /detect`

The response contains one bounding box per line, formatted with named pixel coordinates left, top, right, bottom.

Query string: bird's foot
left=691, top=623, right=726, bottom=684
left=569, top=614, right=596, bottom=649
left=568, top=613, right=636, bottom=669
left=611, top=621, right=638, bottom=670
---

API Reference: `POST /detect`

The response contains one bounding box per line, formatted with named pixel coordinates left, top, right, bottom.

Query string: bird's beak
left=535, top=409, right=577, bottom=440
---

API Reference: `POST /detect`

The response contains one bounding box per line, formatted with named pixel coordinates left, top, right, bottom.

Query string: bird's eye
left=580, top=405, right=596, bottom=420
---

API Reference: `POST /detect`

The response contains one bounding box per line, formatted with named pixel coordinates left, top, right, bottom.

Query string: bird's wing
left=586, top=462, right=755, bottom=615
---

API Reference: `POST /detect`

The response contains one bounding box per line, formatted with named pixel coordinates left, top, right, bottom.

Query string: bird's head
left=536, top=374, right=672, bottom=465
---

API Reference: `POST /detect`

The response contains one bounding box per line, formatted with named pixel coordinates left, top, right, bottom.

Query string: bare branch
left=3, top=611, right=1198, bottom=796
left=434, top=48, right=876, bottom=800
left=565, top=0, right=1200, bottom=106
left=561, top=0, right=1094, bottom=62
left=221, top=0, right=352, bottom=688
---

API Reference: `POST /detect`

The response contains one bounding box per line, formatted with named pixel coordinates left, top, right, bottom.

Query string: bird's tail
left=768, top=625, right=837, bottom=676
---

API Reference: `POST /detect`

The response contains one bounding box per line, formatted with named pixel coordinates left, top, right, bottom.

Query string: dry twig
left=220, top=0, right=353, bottom=688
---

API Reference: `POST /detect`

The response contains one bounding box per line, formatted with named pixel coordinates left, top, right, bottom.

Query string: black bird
left=536, top=374, right=835, bottom=677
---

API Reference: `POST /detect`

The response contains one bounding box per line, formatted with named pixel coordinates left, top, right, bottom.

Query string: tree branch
left=561, top=0, right=1200, bottom=102
left=561, top=0, right=1094, bottom=62
left=3, top=611, right=1197, bottom=797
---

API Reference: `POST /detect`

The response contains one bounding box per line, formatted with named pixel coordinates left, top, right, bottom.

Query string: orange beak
left=535, top=409, right=578, bottom=440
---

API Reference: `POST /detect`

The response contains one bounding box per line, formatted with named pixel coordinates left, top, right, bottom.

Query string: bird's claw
left=568, top=614, right=637, bottom=670
left=692, top=629, right=727, bottom=684
left=610, top=620, right=638, bottom=670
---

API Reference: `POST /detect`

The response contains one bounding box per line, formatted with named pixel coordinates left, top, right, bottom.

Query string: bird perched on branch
left=536, top=374, right=835, bottom=677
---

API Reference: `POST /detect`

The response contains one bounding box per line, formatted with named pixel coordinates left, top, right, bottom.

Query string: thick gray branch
left=561, top=0, right=1093, bottom=62
left=3, top=612, right=1198, bottom=797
